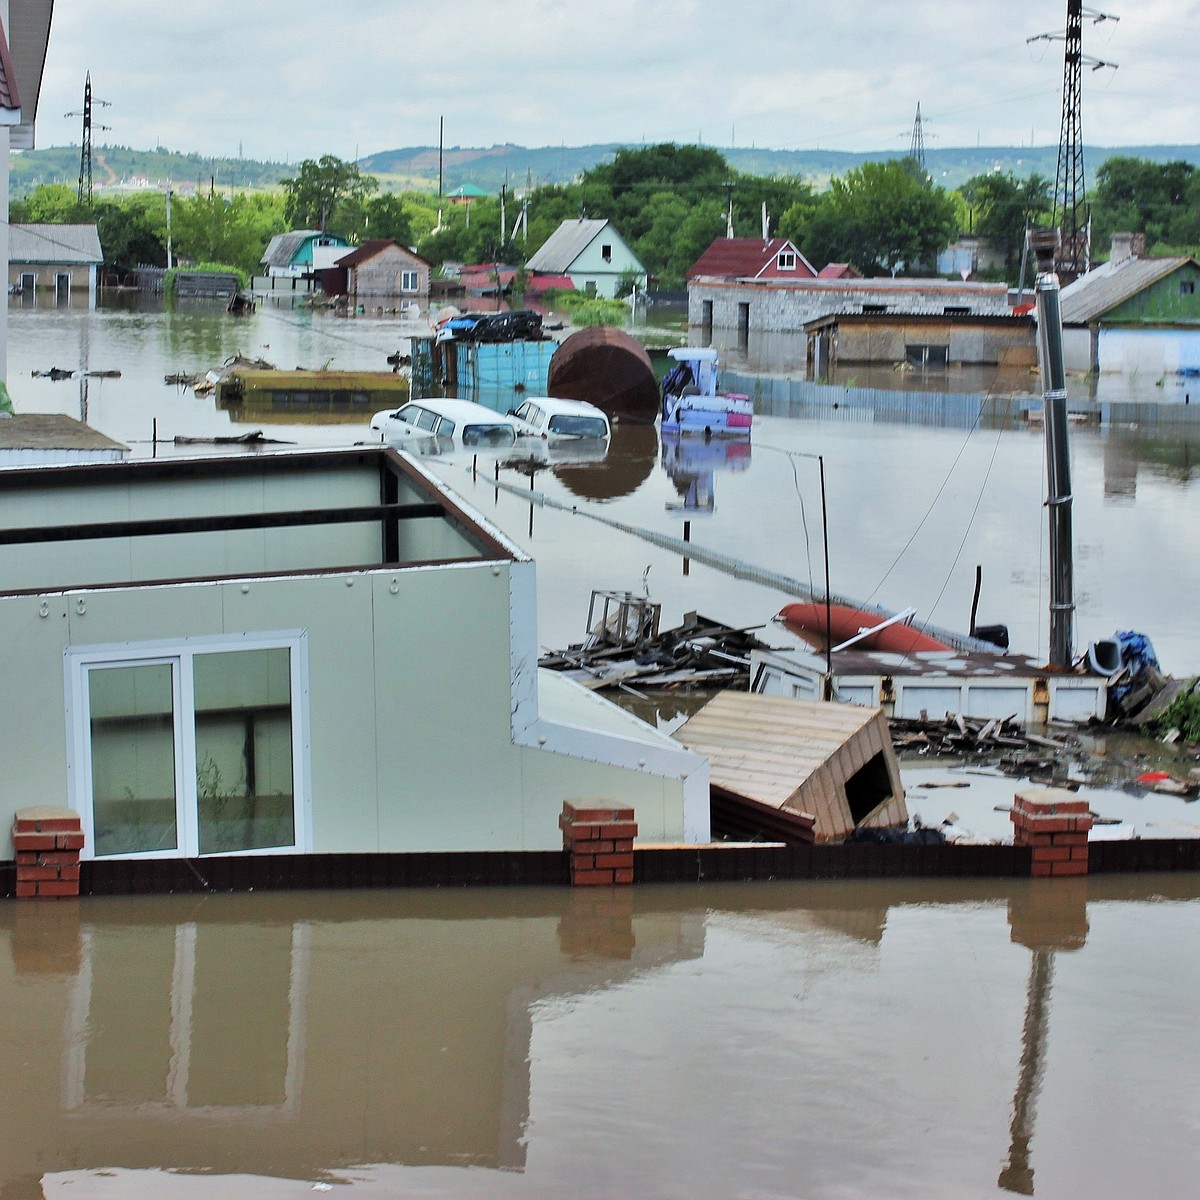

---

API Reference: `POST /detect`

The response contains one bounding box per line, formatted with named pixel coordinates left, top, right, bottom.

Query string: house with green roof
left=1060, top=233, right=1200, bottom=377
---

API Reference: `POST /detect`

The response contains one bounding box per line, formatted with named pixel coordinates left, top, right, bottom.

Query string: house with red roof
left=687, top=237, right=816, bottom=283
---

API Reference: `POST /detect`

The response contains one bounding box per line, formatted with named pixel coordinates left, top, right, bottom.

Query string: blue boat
left=660, top=347, right=753, bottom=439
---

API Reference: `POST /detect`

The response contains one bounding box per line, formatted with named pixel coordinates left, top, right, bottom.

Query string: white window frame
left=400, top=270, right=419, bottom=291
left=777, top=251, right=797, bottom=271
left=64, top=630, right=312, bottom=860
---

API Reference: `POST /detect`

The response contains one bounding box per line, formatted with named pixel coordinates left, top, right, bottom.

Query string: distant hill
left=13, top=141, right=1200, bottom=198
left=10, top=145, right=290, bottom=196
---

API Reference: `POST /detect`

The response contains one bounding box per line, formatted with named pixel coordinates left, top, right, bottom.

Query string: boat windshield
left=547, top=414, right=608, bottom=438
left=463, top=423, right=516, bottom=447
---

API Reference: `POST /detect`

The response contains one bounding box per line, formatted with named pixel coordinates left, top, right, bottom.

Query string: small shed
left=672, top=692, right=907, bottom=843
left=0, top=413, right=128, bottom=467
left=9, top=223, right=103, bottom=305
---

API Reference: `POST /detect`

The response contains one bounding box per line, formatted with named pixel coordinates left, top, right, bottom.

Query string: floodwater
left=11, top=297, right=1199, bottom=665
left=4, top=881, right=1200, bottom=1199
left=7, top=298, right=1200, bottom=1197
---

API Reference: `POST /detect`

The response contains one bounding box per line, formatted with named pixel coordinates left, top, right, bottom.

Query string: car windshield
left=463, top=424, right=516, bottom=447
left=547, top=414, right=608, bottom=438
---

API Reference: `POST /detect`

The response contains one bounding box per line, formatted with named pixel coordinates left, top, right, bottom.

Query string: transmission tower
left=64, top=73, right=111, bottom=205
left=1028, top=2, right=1118, bottom=281
left=908, top=103, right=927, bottom=173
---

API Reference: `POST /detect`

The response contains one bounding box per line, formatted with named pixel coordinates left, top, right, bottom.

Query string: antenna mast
left=1028, top=2, right=1118, bottom=281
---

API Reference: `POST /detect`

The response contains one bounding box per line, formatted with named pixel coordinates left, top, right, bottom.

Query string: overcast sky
left=33, top=0, right=1200, bottom=164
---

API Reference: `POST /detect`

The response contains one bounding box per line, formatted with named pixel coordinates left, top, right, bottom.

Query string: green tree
left=94, top=193, right=167, bottom=272
left=362, top=192, right=414, bottom=245
left=1091, top=157, right=1197, bottom=253
left=958, top=172, right=1052, bottom=275
left=281, top=155, right=379, bottom=236
left=803, top=158, right=958, bottom=275
left=9, top=183, right=90, bottom=224
left=171, top=191, right=285, bottom=275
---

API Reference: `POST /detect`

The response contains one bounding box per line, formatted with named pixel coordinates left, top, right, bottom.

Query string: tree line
left=10, top=146, right=1198, bottom=288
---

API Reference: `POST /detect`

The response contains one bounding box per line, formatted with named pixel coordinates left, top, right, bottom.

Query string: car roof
left=403, top=399, right=513, bottom=423
left=518, top=396, right=607, bottom=417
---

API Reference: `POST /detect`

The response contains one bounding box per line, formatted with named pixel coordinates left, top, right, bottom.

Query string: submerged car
left=369, top=399, right=517, bottom=451
left=510, top=396, right=611, bottom=441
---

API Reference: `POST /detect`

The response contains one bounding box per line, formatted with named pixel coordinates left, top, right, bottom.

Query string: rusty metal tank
left=547, top=327, right=659, bottom=423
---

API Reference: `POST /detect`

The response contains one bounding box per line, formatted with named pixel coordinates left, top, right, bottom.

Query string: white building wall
left=0, top=559, right=703, bottom=856
left=1097, top=327, right=1200, bottom=375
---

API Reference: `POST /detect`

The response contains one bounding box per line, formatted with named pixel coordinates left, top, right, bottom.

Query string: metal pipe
left=1030, top=228, right=1075, bottom=668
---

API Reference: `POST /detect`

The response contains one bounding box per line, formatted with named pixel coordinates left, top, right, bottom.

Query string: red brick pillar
left=1011, top=788, right=1093, bottom=878
left=12, top=807, right=84, bottom=898
left=559, top=802, right=637, bottom=886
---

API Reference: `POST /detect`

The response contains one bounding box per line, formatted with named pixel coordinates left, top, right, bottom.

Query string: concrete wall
left=688, top=277, right=1012, bottom=334
left=825, top=318, right=1036, bottom=367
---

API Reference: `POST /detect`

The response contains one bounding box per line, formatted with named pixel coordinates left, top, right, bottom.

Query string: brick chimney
left=1110, top=232, right=1145, bottom=262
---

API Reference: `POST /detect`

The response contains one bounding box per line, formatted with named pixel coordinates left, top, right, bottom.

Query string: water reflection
left=500, top=421, right=658, bottom=502
left=6, top=880, right=1200, bottom=1198
left=661, top=433, right=751, bottom=514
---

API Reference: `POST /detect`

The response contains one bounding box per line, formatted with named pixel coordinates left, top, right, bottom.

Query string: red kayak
left=779, top=602, right=954, bottom=654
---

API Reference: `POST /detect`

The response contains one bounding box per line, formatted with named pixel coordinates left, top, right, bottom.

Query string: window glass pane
left=194, top=648, right=295, bottom=855
left=88, top=663, right=178, bottom=856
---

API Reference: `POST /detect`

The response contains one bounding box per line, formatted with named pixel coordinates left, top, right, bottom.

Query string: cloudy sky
left=33, top=0, right=1200, bottom=163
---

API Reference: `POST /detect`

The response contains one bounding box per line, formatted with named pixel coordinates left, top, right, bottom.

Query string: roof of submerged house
left=1059, top=253, right=1199, bottom=325
left=687, top=237, right=816, bottom=281
left=526, top=218, right=616, bottom=273
left=335, top=239, right=431, bottom=269
left=10, top=223, right=102, bottom=264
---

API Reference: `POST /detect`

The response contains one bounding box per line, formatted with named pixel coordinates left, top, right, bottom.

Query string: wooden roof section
left=0, top=413, right=125, bottom=451
left=673, top=692, right=907, bottom=843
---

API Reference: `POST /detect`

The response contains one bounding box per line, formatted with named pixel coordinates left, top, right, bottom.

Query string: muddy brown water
left=4, top=881, right=1200, bottom=1199
left=8, top=300, right=1200, bottom=1196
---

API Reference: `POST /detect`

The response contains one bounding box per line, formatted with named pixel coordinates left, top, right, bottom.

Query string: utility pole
left=65, top=73, right=111, bottom=205
left=1028, top=1, right=1118, bottom=282
left=438, top=115, right=444, bottom=198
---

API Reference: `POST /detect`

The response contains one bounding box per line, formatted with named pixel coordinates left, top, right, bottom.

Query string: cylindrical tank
left=547, top=327, right=659, bottom=423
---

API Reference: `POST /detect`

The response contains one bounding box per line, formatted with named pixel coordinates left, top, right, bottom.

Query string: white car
left=370, top=399, right=517, bottom=451
left=510, top=396, right=611, bottom=442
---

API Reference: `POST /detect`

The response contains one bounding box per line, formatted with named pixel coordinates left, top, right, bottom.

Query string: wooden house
left=334, top=239, right=432, bottom=307
left=1059, top=233, right=1200, bottom=377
